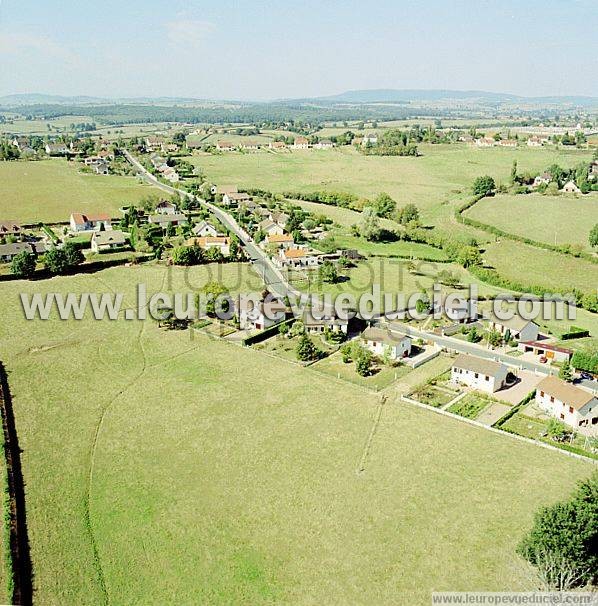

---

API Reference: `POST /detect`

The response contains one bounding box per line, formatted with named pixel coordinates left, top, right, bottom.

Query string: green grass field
left=465, top=193, right=598, bottom=250
left=0, top=159, right=160, bottom=223
left=482, top=239, right=598, bottom=295
left=0, top=264, right=593, bottom=604
left=186, top=144, right=591, bottom=221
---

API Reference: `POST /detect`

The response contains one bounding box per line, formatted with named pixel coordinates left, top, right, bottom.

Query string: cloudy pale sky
left=1, top=0, right=596, bottom=100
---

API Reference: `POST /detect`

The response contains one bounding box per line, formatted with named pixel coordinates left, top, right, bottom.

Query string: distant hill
left=313, top=89, right=598, bottom=107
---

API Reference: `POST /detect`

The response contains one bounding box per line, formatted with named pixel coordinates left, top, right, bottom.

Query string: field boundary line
left=399, top=394, right=597, bottom=464
left=0, top=362, right=33, bottom=606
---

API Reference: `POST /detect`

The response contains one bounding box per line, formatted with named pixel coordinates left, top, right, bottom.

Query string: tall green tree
left=10, top=251, right=36, bottom=278
left=517, top=472, right=597, bottom=589
left=589, top=224, right=598, bottom=249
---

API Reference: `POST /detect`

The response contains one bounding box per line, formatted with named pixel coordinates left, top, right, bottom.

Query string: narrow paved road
left=123, top=149, right=296, bottom=301
left=384, top=319, right=598, bottom=390
left=123, top=150, right=598, bottom=392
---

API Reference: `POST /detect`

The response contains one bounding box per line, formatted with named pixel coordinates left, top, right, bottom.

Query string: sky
left=0, top=0, right=597, bottom=100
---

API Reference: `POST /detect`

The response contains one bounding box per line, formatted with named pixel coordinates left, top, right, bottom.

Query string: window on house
left=560, top=413, right=564, bottom=419
left=550, top=396, right=554, bottom=403
left=593, top=418, right=598, bottom=425
left=485, top=376, right=489, bottom=381
left=569, top=406, right=574, bottom=414
left=540, top=391, right=544, bottom=397
left=474, top=373, right=479, bottom=378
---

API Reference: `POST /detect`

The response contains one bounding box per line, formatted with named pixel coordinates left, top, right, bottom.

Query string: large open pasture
left=0, top=159, right=159, bottom=223
left=0, top=263, right=592, bottom=604
left=482, top=239, right=598, bottom=295
left=465, top=193, right=598, bottom=250
left=187, top=145, right=592, bottom=223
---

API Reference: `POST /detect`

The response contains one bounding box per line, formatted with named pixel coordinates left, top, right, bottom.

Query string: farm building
left=518, top=341, right=572, bottom=363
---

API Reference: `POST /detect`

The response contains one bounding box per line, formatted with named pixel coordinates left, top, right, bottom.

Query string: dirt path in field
left=82, top=268, right=165, bottom=605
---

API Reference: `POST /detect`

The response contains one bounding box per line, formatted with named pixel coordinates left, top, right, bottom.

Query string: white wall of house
left=535, top=390, right=598, bottom=436
left=239, top=308, right=284, bottom=331
left=365, top=337, right=412, bottom=360
left=451, top=365, right=508, bottom=394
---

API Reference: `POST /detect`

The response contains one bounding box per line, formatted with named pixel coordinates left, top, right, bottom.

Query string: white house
left=362, top=133, right=378, bottom=146
left=362, top=326, right=412, bottom=360
left=314, top=139, right=335, bottom=149
left=45, top=143, right=69, bottom=155
left=436, top=296, right=478, bottom=323
left=91, top=230, right=127, bottom=253
left=222, top=192, right=252, bottom=206
left=264, top=233, right=294, bottom=248
left=216, top=141, right=236, bottom=151
left=238, top=297, right=286, bottom=331
left=535, top=375, right=598, bottom=436
left=561, top=180, right=581, bottom=194
left=187, top=236, right=231, bottom=256
left=259, top=220, right=285, bottom=237
left=155, top=200, right=178, bottom=215
left=148, top=214, right=188, bottom=229
left=533, top=172, right=552, bottom=188
left=451, top=354, right=509, bottom=394
left=302, top=309, right=348, bottom=334
left=475, top=137, right=495, bottom=147
left=192, top=220, right=218, bottom=237
left=484, top=313, right=539, bottom=343
left=275, top=247, right=321, bottom=269
left=70, top=213, right=113, bottom=232
left=292, top=136, right=310, bottom=149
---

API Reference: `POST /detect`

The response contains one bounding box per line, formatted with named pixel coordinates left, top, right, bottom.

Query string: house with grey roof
left=451, top=354, right=508, bottom=394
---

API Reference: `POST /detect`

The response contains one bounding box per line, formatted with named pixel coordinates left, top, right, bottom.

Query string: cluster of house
left=144, top=137, right=180, bottom=154
left=531, top=168, right=594, bottom=194
left=214, top=137, right=336, bottom=152
left=471, top=137, right=518, bottom=148
left=352, top=134, right=379, bottom=147
left=0, top=220, right=47, bottom=262
left=83, top=149, right=114, bottom=175
left=185, top=219, right=231, bottom=256
left=450, top=354, right=597, bottom=436
left=149, top=154, right=181, bottom=183
left=213, top=184, right=332, bottom=268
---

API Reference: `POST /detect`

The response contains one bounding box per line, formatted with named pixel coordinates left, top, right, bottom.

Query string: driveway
left=495, top=369, right=543, bottom=405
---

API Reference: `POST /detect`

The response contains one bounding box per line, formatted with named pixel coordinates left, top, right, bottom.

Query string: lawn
left=0, top=265, right=594, bottom=604
left=482, top=239, right=598, bottom=295
left=291, top=256, right=512, bottom=305
left=464, top=193, right=598, bottom=251
left=311, top=350, right=410, bottom=391
left=0, top=159, right=160, bottom=223
left=329, top=233, right=449, bottom=260
left=252, top=332, right=337, bottom=363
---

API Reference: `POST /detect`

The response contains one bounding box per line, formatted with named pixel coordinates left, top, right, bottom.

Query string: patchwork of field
left=0, top=159, right=160, bottom=223
left=0, top=264, right=592, bottom=604
left=465, top=193, right=598, bottom=250
left=186, top=145, right=592, bottom=223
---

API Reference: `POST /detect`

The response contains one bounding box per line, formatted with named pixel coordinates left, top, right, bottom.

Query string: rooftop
left=453, top=354, right=506, bottom=378
left=536, top=375, right=596, bottom=410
